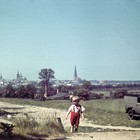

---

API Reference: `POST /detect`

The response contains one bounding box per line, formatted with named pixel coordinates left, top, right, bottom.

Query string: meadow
left=0, top=98, right=140, bottom=129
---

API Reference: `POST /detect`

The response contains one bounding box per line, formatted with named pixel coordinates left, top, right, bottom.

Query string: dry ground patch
left=0, top=100, right=140, bottom=140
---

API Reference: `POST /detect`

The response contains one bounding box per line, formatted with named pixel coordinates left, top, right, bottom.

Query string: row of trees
left=0, top=68, right=55, bottom=99
left=0, top=85, right=128, bottom=100
left=0, top=82, right=129, bottom=100
left=0, top=84, right=36, bottom=98
left=0, top=68, right=139, bottom=100
left=85, top=83, right=140, bottom=90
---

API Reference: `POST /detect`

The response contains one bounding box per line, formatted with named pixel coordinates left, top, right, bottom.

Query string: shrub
left=16, top=86, right=27, bottom=98
left=0, top=85, right=15, bottom=98
left=12, top=113, right=64, bottom=138
left=110, top=88, right=128, bottom=99
left=26, top=84, right=37, bottom=99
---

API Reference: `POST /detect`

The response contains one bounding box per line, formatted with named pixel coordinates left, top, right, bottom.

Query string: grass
left=81, top=99, right=140, bottom=127
left=0, top=98, right=140, bottom=129
left=93, top=90, right=111, bottom=96
left=14, top=114, right=64, bottom=136
left=0, top=98, right=71, bottom=109
left=78, top=126, right=124, bottom=133
left=0, top=112, right=65, bottom=139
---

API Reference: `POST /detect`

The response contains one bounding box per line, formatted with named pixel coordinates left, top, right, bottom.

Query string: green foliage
left=13, top=114, right=39, bottom=136
left=5, top=84, right=15, bottom=97
left=26, top=84, right=37, bottom=99
left=38, top=68, right=55, bottom=97
left=0, top=84, right=15, bottom=98
left=82, top=81, right=92, bottom=90
left=74, top=88, right=90, bottom=100
left=74, top=87, right=104, bottom=100
left=39, top=68, right=55, bottom=80
left=89, top=92, right=104, bottom=99
left=0, top=122, right=15, bottom=137
left=58, top=85, right=73, bottom=93
left=0, top=88, right=6, bottom=97
left=1, top=98, right=140, bottom=128
left=110, top=88, right=128, bottom=99
left=12, top=113, right=64, bottom=138
left=16, top=86, right=27, bottom=98
left=82, top=99, right=140, bottom=127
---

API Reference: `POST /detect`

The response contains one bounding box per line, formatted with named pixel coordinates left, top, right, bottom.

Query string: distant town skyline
left=0, top=0, right=140, bottom=81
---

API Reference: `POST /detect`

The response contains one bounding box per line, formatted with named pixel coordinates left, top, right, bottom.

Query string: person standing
left=66, top=96, right=85, bottom=133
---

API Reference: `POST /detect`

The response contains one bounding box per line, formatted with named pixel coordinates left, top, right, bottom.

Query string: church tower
left=0, top=73, right=2, bottom=80
left=17, top=71, right=20, bottom=79
left=74, top=65, right=78, bottom=81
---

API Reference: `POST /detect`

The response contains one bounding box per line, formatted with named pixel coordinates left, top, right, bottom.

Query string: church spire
left=17, top=71, right=20, bottom=80
left=74, top=65, right=77, bottom=80
left=0, top=73, right=2, bottom=80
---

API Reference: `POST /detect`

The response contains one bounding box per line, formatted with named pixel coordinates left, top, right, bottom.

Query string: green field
left=0, top=98, right=140, bottom=128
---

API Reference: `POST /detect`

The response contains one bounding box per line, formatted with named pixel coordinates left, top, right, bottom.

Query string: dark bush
left=16, top=85, right=27, bottom=98
left=110, top=88, right=128, bottom=99
left=26, top=84, right=37, bottom=99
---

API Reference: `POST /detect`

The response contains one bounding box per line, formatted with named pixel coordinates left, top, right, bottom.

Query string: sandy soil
left=0, top=101, right=140, bottom=140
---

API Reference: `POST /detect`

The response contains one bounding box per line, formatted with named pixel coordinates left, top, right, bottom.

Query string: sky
left=0, top=0, right=140, bottom=81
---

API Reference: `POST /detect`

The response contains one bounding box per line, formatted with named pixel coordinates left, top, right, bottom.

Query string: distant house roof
left=125, top=93, right=140, bottom=97
left=48, top=92, right=69, bottom=100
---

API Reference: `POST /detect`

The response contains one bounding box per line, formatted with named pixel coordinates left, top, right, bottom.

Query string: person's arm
left=66, top=110, right=71, bottom=119
left=66, top=106, right=72, bottom=119
left=81, top=106, right=85, bottom=120
left=80, top=110, right=83, bottom=117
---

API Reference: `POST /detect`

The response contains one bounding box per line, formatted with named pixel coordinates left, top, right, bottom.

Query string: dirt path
left=0, top=101, right=140, bottom=140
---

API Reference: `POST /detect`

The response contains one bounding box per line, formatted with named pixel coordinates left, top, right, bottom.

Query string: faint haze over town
left=0, top=0, right=140, bottom=81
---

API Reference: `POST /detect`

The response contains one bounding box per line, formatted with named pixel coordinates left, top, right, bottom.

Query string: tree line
left=0, top=68, right=140, bottom=100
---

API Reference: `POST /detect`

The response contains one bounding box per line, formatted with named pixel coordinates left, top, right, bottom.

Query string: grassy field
left=0, top=98, right=140, bottom=128
left=82, top=99, right=140, bottom=127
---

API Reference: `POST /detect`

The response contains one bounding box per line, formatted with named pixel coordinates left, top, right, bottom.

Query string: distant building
left=16, top=71, right=21, bottom=81
left=0, top=74, right=2, bottom=80
left=0, top=73, right=4, bottom=85
left=73, top=66, right=83, bottom=84
left=74, top=65, right=78, bottom=81
left=13, top=71, right=28, bottom=86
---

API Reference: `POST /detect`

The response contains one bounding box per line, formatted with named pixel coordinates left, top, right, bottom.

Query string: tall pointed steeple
left=17, top=71, right=20, bottom=80
left=74, top=65, right=77, bottom=80
left=0, top=73, right=2, bottom=80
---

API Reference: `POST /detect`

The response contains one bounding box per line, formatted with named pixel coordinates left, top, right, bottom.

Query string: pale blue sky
left=0, top=0, right=140, bottom=80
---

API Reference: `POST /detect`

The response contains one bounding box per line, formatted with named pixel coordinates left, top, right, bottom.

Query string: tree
left=6, top=84, right=15, bottom=97
left=110, top=88, right=128, bottom=99
left=1, top=84, right=15, bottom=98
left=38, top=68, right=55, bottom=98
left=74, top=88, right=90, bottom=100
left=26, top=84, right=37, bottom=99
left=16, top=85, right=27, bottom=98
left=82, top=81, right=92, bottom=90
